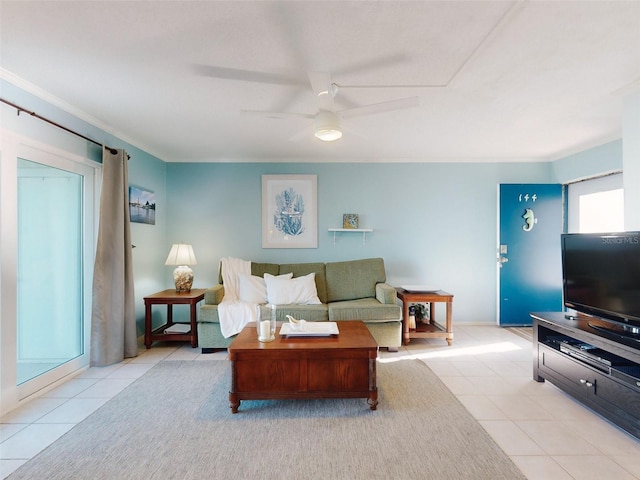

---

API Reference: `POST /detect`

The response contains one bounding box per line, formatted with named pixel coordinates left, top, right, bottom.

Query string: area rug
left=9, top=360, right=525, bottom=480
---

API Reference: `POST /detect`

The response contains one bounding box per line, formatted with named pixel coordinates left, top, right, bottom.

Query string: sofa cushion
left=199, top=303, right=329, bottom=324
left=273, top=304, right=329, bottom=322
left=325, top=258, right=386, bottom=302
left=279, top=262, right=327, bottom=303
left=329, top=298, right=401, bottom=322
left=264, top=272, right=322, bottom=305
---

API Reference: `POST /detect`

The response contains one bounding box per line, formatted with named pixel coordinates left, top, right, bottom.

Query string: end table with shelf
left=395, top=288, right=454, bottom=346
left=144, top=288, right=205, bottom=349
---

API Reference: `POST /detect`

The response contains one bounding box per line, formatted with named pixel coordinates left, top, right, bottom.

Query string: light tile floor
left=2, top=325, right=639, bottom=479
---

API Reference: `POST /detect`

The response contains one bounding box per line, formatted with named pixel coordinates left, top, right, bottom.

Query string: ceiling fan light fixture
left=314, top=111, right=342, bottom=142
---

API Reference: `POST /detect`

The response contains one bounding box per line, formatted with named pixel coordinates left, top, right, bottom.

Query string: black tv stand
left=531, top=312, right=640, bottom=439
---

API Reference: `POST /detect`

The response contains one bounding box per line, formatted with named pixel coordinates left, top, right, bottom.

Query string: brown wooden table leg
left=144, top=302, right=152, bottom=349
left=229, top=394, right=240, bottom=414
left=189, top=300, right=198, bottom=348
left=229, top=358, right=240, bottom=413
left=368, top=357, right=378, bottom=410
left=402, top=300, right=410, bottom=345
left=446, top=300, right=453, bottom=346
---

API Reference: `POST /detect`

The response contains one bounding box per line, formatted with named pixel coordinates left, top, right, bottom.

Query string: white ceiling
left=1, top=1, right=639, bottom=163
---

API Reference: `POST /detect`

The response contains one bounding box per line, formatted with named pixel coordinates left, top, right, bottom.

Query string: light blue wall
left=4, top=76, right=628, bottom=331
left=552, top=140, right=623, bottom=184
left=167, top=161, right=555, bottom=324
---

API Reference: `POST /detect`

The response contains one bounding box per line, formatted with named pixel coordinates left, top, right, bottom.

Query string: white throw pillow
left=264, top=272, right=322, bottom=305
left=238, top=272, right=292, bottom=304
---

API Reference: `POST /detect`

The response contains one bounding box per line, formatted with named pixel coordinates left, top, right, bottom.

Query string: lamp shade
left=164, top=244, right=197, bottom=266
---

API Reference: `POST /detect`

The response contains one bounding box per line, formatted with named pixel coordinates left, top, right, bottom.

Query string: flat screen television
left=561, top=231, right=640, bottom=339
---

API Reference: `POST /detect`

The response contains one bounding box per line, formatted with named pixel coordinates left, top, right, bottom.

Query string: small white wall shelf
left=328, top=228, right=373, bottom=245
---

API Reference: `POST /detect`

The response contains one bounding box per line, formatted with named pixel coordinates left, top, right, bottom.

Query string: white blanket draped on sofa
left=218, top=257, right=257, bottom=337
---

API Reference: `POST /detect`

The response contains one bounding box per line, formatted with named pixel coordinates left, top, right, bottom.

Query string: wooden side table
left=395, top=288, right=454, bottom=346
left=144, top=288, right=205, bottom=349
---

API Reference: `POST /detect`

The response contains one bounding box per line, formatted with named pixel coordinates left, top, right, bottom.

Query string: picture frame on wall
left=129, top=185, right=156, bottom=225
left=343, top=214, right=359, bottom=229
left=262, top=174, right=318, bottom=248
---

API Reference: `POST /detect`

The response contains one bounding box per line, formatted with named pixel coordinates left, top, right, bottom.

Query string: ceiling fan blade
left=271, top=89, right=307, bottom=115
left=193, top=64, right=305, bottom=86
left=307, top=71, right=336, bottom=112
left=288, top=124, right=315, bottom=142
left=336, top=83, right=447, bottom=89
left=241, top=109, right=314, bottom=120
left=340, top=96, right=420, bottom=119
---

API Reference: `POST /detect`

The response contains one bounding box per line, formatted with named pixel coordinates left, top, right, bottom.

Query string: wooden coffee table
left=228, top=321, right=378, bottom=413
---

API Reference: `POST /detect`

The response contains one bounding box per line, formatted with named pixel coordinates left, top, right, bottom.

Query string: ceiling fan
left=243, top=71, right=420, bottom=142
left=194, top=65, right=421, bottom=142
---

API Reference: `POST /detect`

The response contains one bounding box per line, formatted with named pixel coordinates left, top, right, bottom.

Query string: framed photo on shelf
left=262, top=175, right=318, bottom=248
left=343, top=214, right=359, bottom=229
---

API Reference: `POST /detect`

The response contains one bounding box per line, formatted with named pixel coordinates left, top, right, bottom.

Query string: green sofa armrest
left=204, top=284, right=224, bottom=305
left=376, top=283, right=397, bottom=305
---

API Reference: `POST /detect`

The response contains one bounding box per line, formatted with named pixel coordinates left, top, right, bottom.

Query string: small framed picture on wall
left=343, top=214, right=359, bottom=229
left=129, top=186, right=156, bottom=225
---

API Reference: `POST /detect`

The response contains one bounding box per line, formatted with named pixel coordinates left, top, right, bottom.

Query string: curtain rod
left=1, top=97, right=123, bottom=156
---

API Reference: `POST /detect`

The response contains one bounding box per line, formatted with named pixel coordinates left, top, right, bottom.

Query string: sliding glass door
left=17, top=159, right=86, bottom=384
left=0, top=141, right=98, bottom=407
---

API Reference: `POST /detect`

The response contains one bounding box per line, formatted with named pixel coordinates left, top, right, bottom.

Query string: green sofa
left=198, top=257, right=402, bottom=351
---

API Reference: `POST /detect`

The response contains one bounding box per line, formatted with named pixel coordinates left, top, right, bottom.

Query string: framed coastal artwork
left=262, top=175, right=318, bottom=248
left=343, top=214, right=359, bottom=229
left=129, top=185, right=156, bottom=225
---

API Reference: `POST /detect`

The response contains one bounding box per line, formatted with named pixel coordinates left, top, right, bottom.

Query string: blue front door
left=498, top=184, right=564, bottom=326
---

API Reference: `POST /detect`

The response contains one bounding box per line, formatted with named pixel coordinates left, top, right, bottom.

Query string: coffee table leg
left=368, top=391, right=378, bottom=410
left=368, top=357, right=378, bottom=410
left=229, top=360, right=239, bottom=413
left=229, top=393, right=240, bottom=414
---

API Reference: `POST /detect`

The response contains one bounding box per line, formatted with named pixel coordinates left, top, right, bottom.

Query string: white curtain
left=90, top=148, right=137, bottom=366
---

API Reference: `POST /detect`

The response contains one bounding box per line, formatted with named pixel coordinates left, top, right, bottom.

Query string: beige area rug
left=9, top=360, right=525, bottom=480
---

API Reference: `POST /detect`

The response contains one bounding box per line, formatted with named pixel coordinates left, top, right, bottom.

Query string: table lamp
left=165, top=244, right=197, bottom=292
